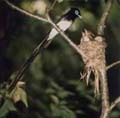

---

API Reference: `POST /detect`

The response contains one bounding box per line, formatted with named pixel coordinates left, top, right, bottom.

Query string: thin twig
left=4, top=0, right=48, bottom=23
left=110, top=97, right=120, bottom=111
left=107, top=60, right=120, bottom=70
left=49, top=0, right=57, bottom=11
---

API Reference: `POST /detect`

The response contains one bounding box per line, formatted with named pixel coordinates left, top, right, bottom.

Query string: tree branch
left=110, top=97, right=120, bottom=111
left=100, top=69, right=110, bottom=118
left=97, top=0, right=113, bottom=36
left=96, top=0, right=114, bottom=118
left=107, top=60, right=120, bottom=70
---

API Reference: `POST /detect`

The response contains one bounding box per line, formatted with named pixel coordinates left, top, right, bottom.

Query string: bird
left=39, top=7, right=82, bottom=48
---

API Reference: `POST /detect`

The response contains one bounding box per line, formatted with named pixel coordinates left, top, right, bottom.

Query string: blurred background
left=0, top=0, right=120, bottom=118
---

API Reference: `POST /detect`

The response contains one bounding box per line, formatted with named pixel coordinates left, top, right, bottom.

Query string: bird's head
left=64, top=8, right=82, bottom=21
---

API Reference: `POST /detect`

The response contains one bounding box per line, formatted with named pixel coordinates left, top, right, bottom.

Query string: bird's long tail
left=29, top=37, right=47, bottom=58
left=20, top=36, right=52, bottom=69
left=40, top=36, right=53, bottom=49
left=19, top=36, right=53, bottom=71
left=8, top=36, right=52, bottom=92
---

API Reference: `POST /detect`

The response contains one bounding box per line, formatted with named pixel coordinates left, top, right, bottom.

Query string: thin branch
left=49, top=0, right=57, bottom=11
left=97, top=0, right=114, bottom=35
left=4, top=0, right=48, bottom=23
left=110, top=97, right=120, bottom=111
left=107, top=60, right=120, bottom=70
left=97, top=0, right=114, bottom=118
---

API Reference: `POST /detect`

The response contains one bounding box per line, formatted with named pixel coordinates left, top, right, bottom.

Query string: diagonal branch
left=107, top=60, right=120, bottom=70
left=110, top=97, right=120, bottom=111
left=97, top=0, right=114, bottom=36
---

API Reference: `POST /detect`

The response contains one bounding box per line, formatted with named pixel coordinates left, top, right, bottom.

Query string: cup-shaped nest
left=78, top=30, right=107, bottom=95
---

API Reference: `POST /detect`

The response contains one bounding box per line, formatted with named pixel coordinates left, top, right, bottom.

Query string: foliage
left=0, top=99, right=16, bottom=118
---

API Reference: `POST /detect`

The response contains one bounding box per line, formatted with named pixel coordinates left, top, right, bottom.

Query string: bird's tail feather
left=8, top=36, right=52, bottom=92
left=37, top=34, right=53, bottom=49
left=22, top=36, right=52, bottom=70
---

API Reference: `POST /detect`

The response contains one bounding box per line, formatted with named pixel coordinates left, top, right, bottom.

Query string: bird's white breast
left=47, top=20, right=72, bottom=40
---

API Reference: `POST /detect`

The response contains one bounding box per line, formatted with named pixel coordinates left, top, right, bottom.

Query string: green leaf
left=0, top=99, right=16, bottom=118
left=50, top=95, right=59, bottom=104
left=18, top=88, right=28, bottom=107
left=51, top=105, right=76, bottom=118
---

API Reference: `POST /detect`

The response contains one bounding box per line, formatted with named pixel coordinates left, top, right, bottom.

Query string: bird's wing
left=47, top=19, right=72, bottom=40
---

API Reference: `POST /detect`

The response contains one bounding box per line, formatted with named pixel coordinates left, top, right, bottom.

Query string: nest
left=78, top=30, right=107, bottom=96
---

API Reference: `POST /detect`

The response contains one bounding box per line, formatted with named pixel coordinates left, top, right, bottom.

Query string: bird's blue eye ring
left=75, top=10, right=79, bottom=15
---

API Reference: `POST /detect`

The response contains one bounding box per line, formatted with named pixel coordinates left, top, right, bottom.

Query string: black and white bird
left=40, top=7, right=82, bottom=48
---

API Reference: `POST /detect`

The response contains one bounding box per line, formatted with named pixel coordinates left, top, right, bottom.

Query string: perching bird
left=40, top=7, right=82, bottom=48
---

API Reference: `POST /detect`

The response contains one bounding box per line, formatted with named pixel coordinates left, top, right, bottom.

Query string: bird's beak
left=78, top=15, right=83, bottom=19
